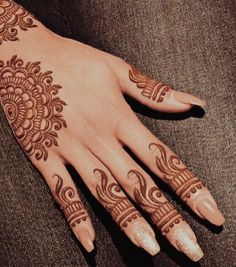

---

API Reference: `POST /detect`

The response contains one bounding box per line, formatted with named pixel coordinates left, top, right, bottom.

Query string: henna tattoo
left=128, top=64, right=170, bottom=102
left=127, top=169, right=183, bottom=235
left=94, top=168, right=142, bottom=230
left=53, top=174, right=88, bottom=227
left=149, top=143, right=205, bottom=201
left=0, top=0, right=37, bottom=45
left=0, top=56, right=67, bottom=160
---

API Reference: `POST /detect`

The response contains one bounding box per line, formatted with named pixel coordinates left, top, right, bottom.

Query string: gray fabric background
left=0, top=0, right=235, bottom=266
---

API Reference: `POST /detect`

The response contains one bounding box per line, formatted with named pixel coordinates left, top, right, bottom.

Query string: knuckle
left=126, top=170, right=141, bottom=187
left=89, top=168, right=107, bottom=188
left=146, top=152, right=157, bottom=169
left=88, top=59, right=112, bottom=76
left=115, top=112, right=139, bottom=137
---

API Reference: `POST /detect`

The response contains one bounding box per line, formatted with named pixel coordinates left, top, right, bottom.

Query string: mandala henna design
left=149, top=143, right=205, bottom=201
left=94, top=168, right=142, bottom=230
left=128, top=64, right=170, bottom=102
left=127, top=169, right=183, bottom=235
left=0, top=55, right=67, bottom=160
left=53, top=174, right=88, bottom=227
left=0, top=0, right=37, bottom=45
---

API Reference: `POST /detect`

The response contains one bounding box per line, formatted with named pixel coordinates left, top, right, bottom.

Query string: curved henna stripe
left=128, top=64, right=170, bottom=102
left=149, top=143, right=205, bottom=202
left=53, top=174, right=88, bottom=227
left=127, top=170, right=183, bottom=235
left=0, top=0, right=37, bottom=44
left=0, top=56, right=67, bottom=160
left=94, top=168, right=142, bottom=230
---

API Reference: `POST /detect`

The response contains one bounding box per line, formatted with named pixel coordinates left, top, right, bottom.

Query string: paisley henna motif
left=127, top=170, right=183, bottom=235
left=0, top=56, right=67, bottom=160
left=128, top=64, right=170, bottom=102
left=149, top=143, right=205, bottom=201
left=53, top=174, right=88, bottom=227
left=0, top=0, right=37, bottom=45
left=94, top=168, right=141, bottom=230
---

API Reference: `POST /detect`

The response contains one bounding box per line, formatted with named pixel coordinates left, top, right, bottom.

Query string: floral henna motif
left=94, top=168, right=142, bottom=230
left=53, top=174, right=88, bottom=227
left=127, top=170, right=183, bottom=235
left=128, top=64, right=170, bottom=102
left=0, top=56, right=67, bottom=160
left=149, top=143, right=205, bottom=201
left=0, top=0, right=37, bottom=45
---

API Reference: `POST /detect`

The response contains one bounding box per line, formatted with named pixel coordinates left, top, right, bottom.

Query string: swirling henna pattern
left=128, top=64, right=170, bottom=102
left=0, top=0, right=37, bottom=44
left=149, top=143, right=205, bottom=201
left=53, top=174, right=88, bottom=227
left=0, top=56, right=67, bottom=160
left=127, top=170, right=183, bottom=235
left=94, top=168, right=142, bottom=230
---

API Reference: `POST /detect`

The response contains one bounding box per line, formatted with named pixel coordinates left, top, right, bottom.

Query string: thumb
left=112, top=59, right=206, bottom=113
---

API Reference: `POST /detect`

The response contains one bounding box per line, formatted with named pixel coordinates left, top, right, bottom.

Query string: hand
left=0, top=2, right=225, bottom=262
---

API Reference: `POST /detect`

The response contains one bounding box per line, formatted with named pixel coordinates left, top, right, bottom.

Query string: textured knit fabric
left=0, top=0, right=235, bottom=266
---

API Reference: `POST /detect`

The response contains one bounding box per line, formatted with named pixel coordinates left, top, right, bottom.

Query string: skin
left=0, top=0, right=225, bottom=262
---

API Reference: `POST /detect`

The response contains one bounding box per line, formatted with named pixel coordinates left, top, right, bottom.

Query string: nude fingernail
left=77, top=228, right=94, bottom=252
left=175, top=232, right=203, bottom=262
left=173, top=91, right=207, bottom=107
left=167, top=222, right=203, bottom=261
left=133, top=227, right=160, bottom=255
left=196, top=198, right=225, bottom=226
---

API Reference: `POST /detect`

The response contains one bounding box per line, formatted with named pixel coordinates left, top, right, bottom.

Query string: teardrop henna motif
left=0, top=56, right=67, bottom=160
left=53, top=174, right=88, bottom=227
left=94, top=168, right=142, bottom=230
left=149, top=143, right=205, bottom=201
left=127, top=170, right=183, bottom=235
left=128, top=64, right=170, bottom=102
left=0, top=0, right=37, bottom=45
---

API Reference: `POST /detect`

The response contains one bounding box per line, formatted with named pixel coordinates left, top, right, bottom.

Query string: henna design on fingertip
left=149, top=143, right=205, bottom=201
left=127, top=170, right=183, bottom=235
left=128, top=64, right=170, bottom=102
left=94, top=168, right=142, bottom=230
left=0, top=56, right=67, bottom=160
left=0, top=0, right=37, bottom=45
left=53, top=174, right=88, bottom=227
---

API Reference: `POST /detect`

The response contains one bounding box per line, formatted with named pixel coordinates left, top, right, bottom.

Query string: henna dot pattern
left=129, top=64, right=170, bottom=102
left=0, top=0, right=37, bottom=45
left=0, top=56, right=67, bottom=160
left=127, top=169, right=183, bottom=235
left=149, top=143, right=205, bottom=201
left=94, top=168, right=142, bottom=230
left=53, top=174, right=88, bottom=227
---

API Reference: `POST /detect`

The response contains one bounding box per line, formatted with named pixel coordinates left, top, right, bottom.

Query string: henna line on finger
left=149, top=143, right=205, bottom=201
left=127, top=170, right=183, bottom=235
left=53, top=174, right=88, bottom=227
left=0, top=0, right=37, bottom=45
left=0, top=56, right=67, bottom=160
left=128, top=64, right=170, bottom=102
left=94, top=168, right=142, bottom=230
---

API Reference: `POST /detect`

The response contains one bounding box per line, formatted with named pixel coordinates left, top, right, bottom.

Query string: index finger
left=117, top=119, right=225, bottom=226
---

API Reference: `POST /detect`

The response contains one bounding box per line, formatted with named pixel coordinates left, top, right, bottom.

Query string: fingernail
left=133, top=227, right=160, bottom=255
left=167, top=221, right=203, bottom=261
left=196, top=198, right=225, bottom=226
left=77, top=228, right=94, bottom=252
left=173, top=91, right=207, bottom=107
left=174, top=228, right=203, bottom=262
